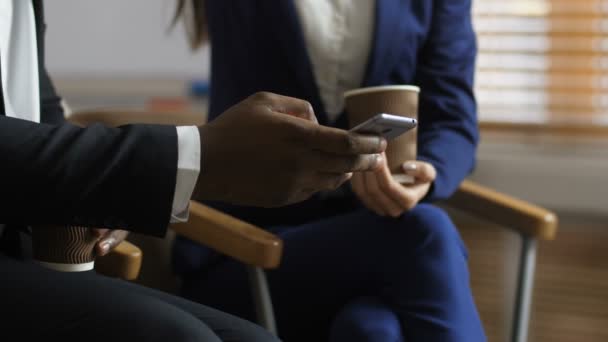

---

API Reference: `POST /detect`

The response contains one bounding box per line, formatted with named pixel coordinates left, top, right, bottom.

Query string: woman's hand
left=90, top=229, right=129, bottom=256
left=351, top=153, right=437, bottom=217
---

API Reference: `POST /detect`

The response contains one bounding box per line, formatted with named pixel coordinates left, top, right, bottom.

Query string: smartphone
left=350, top=113, right=417, bottom=140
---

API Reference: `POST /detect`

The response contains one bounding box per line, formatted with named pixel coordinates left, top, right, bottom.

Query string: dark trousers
left=0, top=252, right=280, bottom=342
left=174, top=204, right=487, bottom=342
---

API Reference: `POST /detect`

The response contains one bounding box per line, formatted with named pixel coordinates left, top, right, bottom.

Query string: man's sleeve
left=13, top=1, right=179, bottom=236
left=0, top=115, right=178, bottom=237
left=170, top=126, right=201, bottom=223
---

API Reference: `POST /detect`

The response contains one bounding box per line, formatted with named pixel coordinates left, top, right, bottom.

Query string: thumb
left=96, top=230, right=129, bottom=256
left=402, top=161, right=437, bottom=183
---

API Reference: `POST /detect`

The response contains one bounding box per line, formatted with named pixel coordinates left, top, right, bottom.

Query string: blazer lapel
left=363, top=0, right=407, bottom=87
left=0, top=50, right=4, bottom=115
left=32, top=0, right=42, bottom=30
left=264, top=1, right=328, bottom=123
left=32, top=0, right=44, bottom=59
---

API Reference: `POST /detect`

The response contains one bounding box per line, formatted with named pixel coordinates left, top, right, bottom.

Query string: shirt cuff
left=170, top=126, right=201, bottom=223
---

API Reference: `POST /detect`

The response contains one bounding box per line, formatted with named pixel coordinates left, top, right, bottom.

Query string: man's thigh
left=0, top=254, right=277, bottom=342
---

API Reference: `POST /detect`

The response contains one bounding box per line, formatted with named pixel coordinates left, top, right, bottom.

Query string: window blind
left=473, top=0, right=608, bottom=124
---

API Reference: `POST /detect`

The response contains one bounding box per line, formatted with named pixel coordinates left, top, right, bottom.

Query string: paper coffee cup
left=31, top=226, right=98, bottom=272
left=344, top=85, right=420, bottom=183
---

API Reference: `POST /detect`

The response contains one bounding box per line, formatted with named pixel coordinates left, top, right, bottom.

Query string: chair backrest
left=67, top=108, right=206, bottom=127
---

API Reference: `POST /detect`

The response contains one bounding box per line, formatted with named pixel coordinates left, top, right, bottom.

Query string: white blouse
left=294, top=0, right=376, bottom=123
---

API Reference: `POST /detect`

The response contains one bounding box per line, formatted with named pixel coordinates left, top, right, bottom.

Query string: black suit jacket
left=0, top=1, right=178, bottom=237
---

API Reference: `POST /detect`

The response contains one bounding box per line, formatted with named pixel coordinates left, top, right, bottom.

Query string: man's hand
left=351, top=154, right=437, bottom=217
left=90, top=229, right=129, bottom=256
left=195, top=92, right=386, bottom=207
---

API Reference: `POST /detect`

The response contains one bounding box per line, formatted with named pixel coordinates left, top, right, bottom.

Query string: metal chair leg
left=248, top=265, right=277, bottom=335
left=511, top=235, right=537, bottom=342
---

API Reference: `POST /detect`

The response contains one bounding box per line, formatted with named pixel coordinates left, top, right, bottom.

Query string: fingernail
left=402, top=162, right=417, bottom=172
left=380, top=138, right=387, bottom=150
left=100, top=242, right=111, bottom=254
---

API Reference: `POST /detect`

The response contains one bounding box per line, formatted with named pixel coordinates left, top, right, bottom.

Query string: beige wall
left=472, top=134, right=608, bottom=217
left=44, top=0, right=210, bottom=80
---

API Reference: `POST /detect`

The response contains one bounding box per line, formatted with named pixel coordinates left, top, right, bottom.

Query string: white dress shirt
left=294, top=0, right=376, bottom=123
left=0, top=0, right=200, bottom=225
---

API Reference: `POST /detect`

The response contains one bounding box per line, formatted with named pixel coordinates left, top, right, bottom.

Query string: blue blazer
left=203, top=0, right=478, bottom=225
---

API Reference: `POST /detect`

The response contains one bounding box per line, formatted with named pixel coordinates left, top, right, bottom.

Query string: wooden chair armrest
left=67, top=109, right=206, bottom=127
left=445, top=180, right=558, bottom=240
left=171, top=201, right=283, bottom=269
left=95, top=240, right=143, bottom=280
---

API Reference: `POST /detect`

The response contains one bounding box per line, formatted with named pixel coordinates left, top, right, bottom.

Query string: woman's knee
left=370, top=204, right=467, bottom=259
left=406, top=204, right=460, bottom=242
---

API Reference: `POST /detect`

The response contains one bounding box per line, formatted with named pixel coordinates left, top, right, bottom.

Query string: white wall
left=44, top=0, right=210, bottom=80
left=471, top=136, right=608, bottom=217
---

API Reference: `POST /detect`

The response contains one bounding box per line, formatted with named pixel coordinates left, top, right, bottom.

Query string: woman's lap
left=177, top=204, right=485, bottom=341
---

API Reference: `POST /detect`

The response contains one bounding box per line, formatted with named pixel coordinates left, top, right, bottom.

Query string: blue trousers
left=174, top=204, right=486, bottom=342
